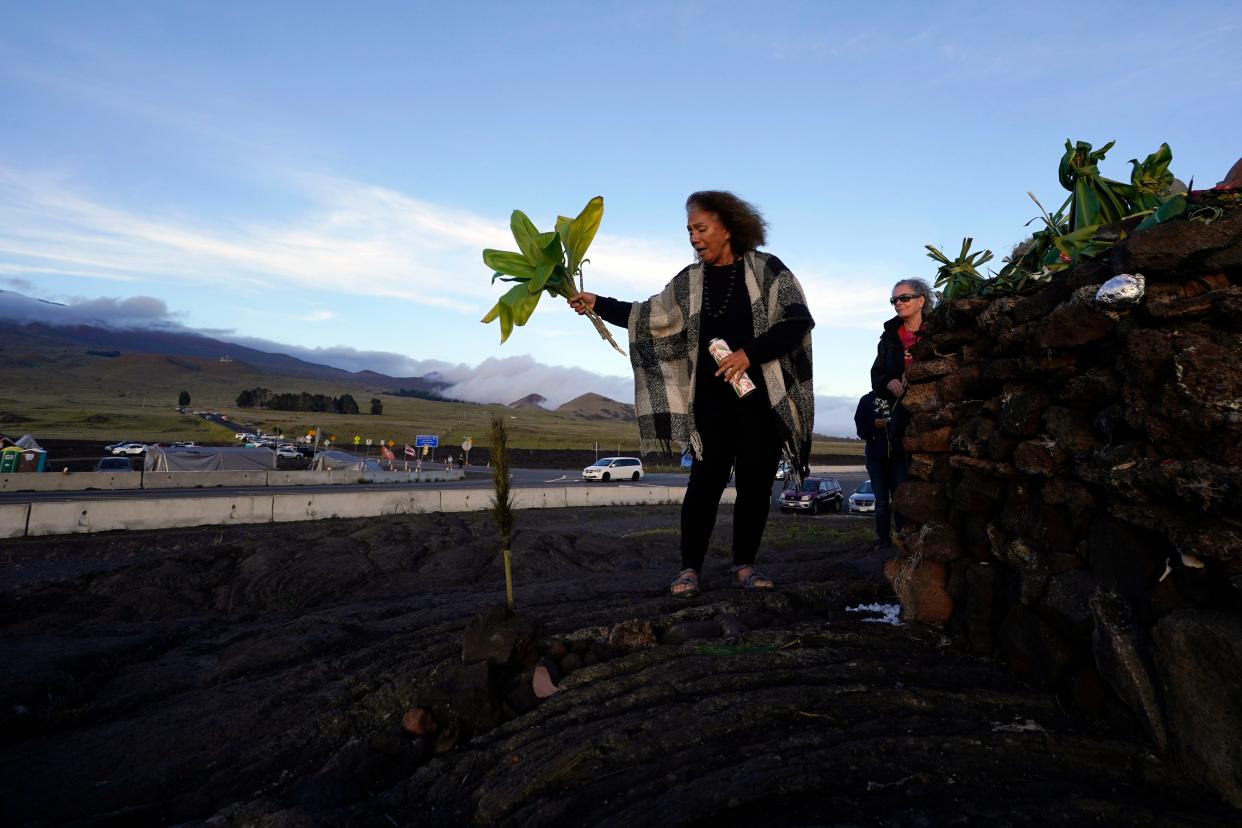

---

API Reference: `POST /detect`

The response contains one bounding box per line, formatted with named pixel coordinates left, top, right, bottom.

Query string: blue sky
left=2, top=1, right=1240, bottom=435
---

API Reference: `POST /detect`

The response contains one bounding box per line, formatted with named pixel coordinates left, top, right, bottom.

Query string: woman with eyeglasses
left=868, top=278, right=934, bottom=540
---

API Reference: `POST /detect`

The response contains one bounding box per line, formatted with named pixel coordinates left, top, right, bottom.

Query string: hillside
left=0, top=322, right=648, bottom=451
left=0, top=320, right=860, bottom=458
left=556, top=392, right=636, bottom=420
left=2, top=321, right=444, bottom=393
left=507, top=393, right=547, bottom=410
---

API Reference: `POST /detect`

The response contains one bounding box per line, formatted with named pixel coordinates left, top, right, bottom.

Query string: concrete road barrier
left=0, top=502, right=31, bottom=538
left=25, top=495, right=275, bottom=536
left=143, top=471, right=270, bottom=489
left=0, top=472, right=143, bottom=493
left=511, top=487, right=570, bottom=510
left=271, top=490, right=441, bottom=523
left=439, top=488, right=493, bottom=512
left=266, top=470, right=337, bottom=487
left=0, top=467, right=465, bottom=493
left=564, top=485, right=707, bottom=508
left=6, top=483, right=704, bottom=537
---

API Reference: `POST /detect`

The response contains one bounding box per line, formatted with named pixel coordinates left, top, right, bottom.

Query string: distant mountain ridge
left=1, top=321, right=445, bottom=394
left=0, top=310, right=638, bottom=416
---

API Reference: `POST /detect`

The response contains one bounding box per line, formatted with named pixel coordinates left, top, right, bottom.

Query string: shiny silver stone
left=1095, top=273, right=1145, bottom=306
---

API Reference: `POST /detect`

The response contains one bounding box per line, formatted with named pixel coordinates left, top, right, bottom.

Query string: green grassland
left=0, top=339, right=862, bottom=455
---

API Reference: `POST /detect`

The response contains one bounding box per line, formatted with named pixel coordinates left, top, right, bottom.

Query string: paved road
left=0, top=467, right=871, bottom=509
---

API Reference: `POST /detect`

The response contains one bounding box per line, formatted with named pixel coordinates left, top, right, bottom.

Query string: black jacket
left=870, top=316, right=910, bottom=402
left=869, top=316, right=926, bottom=450
left=854, top=391, right=904, bottom=462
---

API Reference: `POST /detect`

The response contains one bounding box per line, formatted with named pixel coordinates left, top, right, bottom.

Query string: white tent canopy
left=144, top=446, right=276, bottom=472
left=310, top=450, right=383, bottom=472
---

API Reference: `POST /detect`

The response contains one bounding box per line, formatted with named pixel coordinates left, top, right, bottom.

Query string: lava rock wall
left=885, top=204, right=1242, bottom=806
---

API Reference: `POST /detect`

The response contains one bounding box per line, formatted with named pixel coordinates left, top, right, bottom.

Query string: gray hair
left=892, top=278, right=935, bottom=308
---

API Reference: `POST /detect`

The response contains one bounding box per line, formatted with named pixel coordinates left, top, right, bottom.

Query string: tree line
left=235, top=387, right=383, bottom=415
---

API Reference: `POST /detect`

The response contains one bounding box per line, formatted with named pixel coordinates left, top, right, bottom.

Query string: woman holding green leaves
left=569, top=191, right=815, bottom=596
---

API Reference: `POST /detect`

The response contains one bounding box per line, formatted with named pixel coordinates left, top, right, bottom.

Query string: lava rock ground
left=1, top=506, right=1235, bottom=826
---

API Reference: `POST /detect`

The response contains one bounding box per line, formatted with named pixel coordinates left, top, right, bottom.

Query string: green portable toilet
left=0, top=447, right=20, bottom=473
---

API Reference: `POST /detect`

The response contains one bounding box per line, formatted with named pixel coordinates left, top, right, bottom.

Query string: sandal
left=670, top=568, right=700, bottom=596
left=733, top=565, right=774, bottom=590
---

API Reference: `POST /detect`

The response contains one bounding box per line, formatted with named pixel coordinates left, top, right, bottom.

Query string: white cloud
left=814, top=393, right=863, bottom=440
left=217, top=335, right=453, bottom=379
left=300, top=310, right=336, bottom=322
left=0, top=168, right=687, bottom=317
left=431, top=355, right=634, bottom=410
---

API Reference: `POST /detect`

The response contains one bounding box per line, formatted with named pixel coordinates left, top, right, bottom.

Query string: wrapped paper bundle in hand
left=707, top=338, right=756, bottom=398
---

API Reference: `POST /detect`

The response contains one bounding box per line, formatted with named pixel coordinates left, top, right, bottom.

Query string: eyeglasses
left=889, top=294, right=919, bottom=305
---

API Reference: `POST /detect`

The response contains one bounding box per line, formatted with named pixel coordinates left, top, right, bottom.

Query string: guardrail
left=0, top=484, right=718, bottom=538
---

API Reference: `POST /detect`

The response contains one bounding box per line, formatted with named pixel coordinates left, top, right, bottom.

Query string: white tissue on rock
left=1095, top=273, right=1145, bottom=306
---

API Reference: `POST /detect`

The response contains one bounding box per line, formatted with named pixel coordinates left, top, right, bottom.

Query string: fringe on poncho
left=627, top=250, right=815, bottom=481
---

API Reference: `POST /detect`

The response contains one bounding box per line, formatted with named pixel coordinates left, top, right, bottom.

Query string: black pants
left=865, top=453, right=907, bottom=544
left=680, top=409, right=783, bottom=572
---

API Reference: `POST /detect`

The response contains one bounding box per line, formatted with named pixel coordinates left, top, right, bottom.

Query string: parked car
left=780, top=476, right=843, bottom=515
left=582, top=457, right=644, bottom=482
left=848, top=480, right=876, bottom=513
left=104, top=440, right=132, bottom=453
left=109, top=442, right=148, bottom=456
left=275, top=445, right=302, bottom=459
left=170, top=441, right=197, bottom=448
left=774, top=460, right=791, bottom=480
left=94, top=456, right=135, bottom=472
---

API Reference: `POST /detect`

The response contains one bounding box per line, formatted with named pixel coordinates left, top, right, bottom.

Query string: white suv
left=582, top=457, right=644, bottom=482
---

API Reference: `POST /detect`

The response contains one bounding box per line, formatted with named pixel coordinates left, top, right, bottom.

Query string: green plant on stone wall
left=1123, top=143, right=1176, bottom=213
left=931, top=139, right=1189, bottom=301
left=1059, top=139, right=1132, bottom=232
left=481, top=196, right=625, bottom=356
left=925, top=238, right=993, bottom=300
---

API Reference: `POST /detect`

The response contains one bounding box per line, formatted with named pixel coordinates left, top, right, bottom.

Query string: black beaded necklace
left=702, top=259, right=742, bottom=318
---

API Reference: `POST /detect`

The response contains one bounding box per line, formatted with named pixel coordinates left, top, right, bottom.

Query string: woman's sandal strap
left=670, top=569, right=700, bottom=595
left=733, top=566, right=773, bottom=590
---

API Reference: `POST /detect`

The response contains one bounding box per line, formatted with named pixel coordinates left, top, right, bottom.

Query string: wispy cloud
left=300, top=310, right=336, bottom=322
left=0, top=167, right=691, bottom=316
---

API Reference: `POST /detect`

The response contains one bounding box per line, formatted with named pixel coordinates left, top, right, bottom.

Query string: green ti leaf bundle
left=481, top=196, right=622, bottom=355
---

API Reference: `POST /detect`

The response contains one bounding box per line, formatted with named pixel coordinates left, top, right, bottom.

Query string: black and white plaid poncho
left=624, top=249, right=815, bottom=476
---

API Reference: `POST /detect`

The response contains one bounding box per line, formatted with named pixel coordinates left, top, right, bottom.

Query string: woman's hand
left=886, top=378, right=906, bottom=398
left=567, top=292, right=596, bottom=315
left=715, top=348, right=751, bottom=383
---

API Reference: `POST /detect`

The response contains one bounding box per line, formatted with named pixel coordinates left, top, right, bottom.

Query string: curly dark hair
left=685, top=191, right=768, bottom=253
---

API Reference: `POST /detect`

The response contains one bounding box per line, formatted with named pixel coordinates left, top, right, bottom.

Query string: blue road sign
left=415, top=435, right=439, bottom=447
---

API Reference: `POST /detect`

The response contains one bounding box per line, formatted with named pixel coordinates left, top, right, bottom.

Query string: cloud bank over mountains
left=0, top=288, right=181, bottom=328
